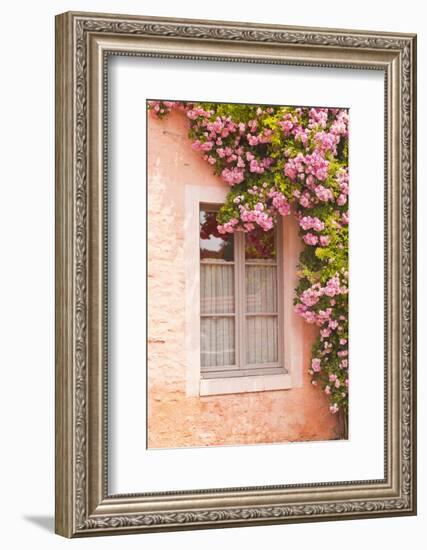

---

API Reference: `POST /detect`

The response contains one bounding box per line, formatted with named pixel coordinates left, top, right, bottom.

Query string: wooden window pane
left=200, top=207, right=282, bottom=375
left=245, top=315, right=278, bottom=364
left=245, top=265, right=277, bottom=313
left=200, top=210, right=234, bottom=261
left=201, top=317, right=235, bottom=368
left=201, top=264, right=234, bottom=314
left=245, top=226, right=276, bottom=261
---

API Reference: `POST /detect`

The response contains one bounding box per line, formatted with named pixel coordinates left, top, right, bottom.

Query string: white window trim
left=185, top=184, right=304, bottom=397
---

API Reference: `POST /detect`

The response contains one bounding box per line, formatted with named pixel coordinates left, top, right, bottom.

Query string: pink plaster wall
left=147, top=110, right=339, bottom=448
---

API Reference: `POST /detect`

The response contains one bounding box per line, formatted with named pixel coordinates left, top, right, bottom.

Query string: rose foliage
left=148, top=100, right=349, bottom=419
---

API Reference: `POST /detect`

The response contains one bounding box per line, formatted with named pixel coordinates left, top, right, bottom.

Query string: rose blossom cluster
left=284, top=151, right=329, bottom=183
left=296, top=215, right=331, bottom=247
left=174, top=106, right=279, bottom=188
left=299, top=215, right=325, bottom=232
left=216, top=184, right=291, bottom=234
left=217, top=187, right=291, bottom=234
left=238, top=202, right=274, bottom=232
left=220, top=167, right=245, bottom=185
left=147, top=100, right=186, bottom=117
left=297, top=272, right=349, bottom=413
left=335, top=168, right=349, bottom=208
left=216, top=201, right=274, bottom=234
left=269, top=189, right=291, bottom=216
left=278, top=109, right=310, bottom=146
left=279, top=108, right=349, bottom=215
left=295, top=275, right=348, bottom=323
left=284, top=152, right=332, bottom=202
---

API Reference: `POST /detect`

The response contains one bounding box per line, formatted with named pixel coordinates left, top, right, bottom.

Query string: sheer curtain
left=200, top=262, right=235, bottom=369
left=245, top=264, right=278, bottom=364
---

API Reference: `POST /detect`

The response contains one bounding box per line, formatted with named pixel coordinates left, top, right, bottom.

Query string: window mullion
left=233, top=237, right=240, bottom=370
left=277, top=218, right=284, bottom=371
left=236, top=231, right=246, bottom=370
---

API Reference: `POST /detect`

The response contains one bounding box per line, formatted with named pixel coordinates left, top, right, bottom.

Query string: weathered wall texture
left=147, top=110, right=339, bottom=448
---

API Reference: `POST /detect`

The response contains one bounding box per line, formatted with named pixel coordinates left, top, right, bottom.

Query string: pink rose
left=311, top=358, right=321, bottom=372
left=337, top=193, right=347, bottom=206
left=328, top=320, right=339, bottom=330
left=319, top=236, right=330, bottom=246
left=340, top=359, right=348, bottom=369
left=303, top=233, right=318, bottom=246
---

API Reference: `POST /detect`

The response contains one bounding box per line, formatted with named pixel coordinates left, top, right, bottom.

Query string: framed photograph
left=55, top=11, right=417, bottom=537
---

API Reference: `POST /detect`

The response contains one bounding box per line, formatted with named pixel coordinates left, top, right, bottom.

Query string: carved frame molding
left=55, top=11, right=416, bottom=537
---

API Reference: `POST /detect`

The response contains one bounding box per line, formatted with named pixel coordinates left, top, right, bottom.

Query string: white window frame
left=200, top=203, right=284, bottom=378
left=185, top=184, right=303, bottom=397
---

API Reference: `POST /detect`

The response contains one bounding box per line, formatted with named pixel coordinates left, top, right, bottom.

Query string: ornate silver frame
left=55, top=11, right=417, bottom=537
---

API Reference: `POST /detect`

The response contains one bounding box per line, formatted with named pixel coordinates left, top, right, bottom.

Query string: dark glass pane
left=200, top=209, right=234, bottom=261
left=245, top=226, right=276, bottom=261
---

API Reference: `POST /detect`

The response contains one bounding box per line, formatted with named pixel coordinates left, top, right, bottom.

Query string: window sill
left=199, top=373, right=293, bottom=396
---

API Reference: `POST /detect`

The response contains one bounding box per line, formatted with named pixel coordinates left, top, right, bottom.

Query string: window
left=199, top=205, right=285, bottom=380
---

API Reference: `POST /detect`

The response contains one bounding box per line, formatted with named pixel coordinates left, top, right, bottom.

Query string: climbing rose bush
left=148, top=100, right=349, bottom=424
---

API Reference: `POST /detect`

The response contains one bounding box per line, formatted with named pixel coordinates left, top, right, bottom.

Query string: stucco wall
left=147, top=109, right=339, bottom=448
